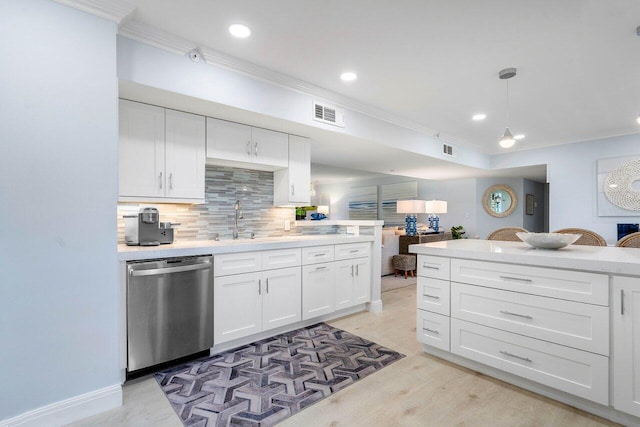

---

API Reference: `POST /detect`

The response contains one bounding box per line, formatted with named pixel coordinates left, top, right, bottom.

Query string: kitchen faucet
left=233, top=200, right=243, bottom=239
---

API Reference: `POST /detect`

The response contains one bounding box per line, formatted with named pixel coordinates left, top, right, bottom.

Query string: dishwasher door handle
left=130, top=262, right=211, bottom=277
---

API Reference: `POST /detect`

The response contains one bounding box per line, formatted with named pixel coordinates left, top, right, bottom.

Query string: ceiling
left=119, top=0, right=640, bottom=182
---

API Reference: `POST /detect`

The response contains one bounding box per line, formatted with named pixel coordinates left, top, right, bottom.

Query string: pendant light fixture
left=498, top=67, right=517, bottom=148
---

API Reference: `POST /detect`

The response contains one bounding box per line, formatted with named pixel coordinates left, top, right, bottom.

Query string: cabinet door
left=613, top=276, right=640, bottom=417
left=287, top=135, right=310, bottom=203
left=302, top=263, right=334, bottom=320
left=251, top=127, right=288, bottom=168
left=353, top=257, right=371, bottom=305
left=214, top=272, right=262, bottom=344
left=206, top=117, right=252, bottom=163
left=262, top=267, right=302, bottom=330
left=165, top=109, right=205, bottom=200
left=118, top=100, right=165, bottom=198
left=334, top=259, right=355, bottom=310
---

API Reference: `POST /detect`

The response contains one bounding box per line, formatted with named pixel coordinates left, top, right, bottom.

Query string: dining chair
left=486, top=227, right=529, bottom=242
left=553, top=228, right=607, bottom=246
left=616, top=232, right=640, bottom=248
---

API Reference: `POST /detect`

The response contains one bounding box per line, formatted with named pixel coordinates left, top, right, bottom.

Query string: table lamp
left=425, top=200, right=447, bottom=231
left=396, top=200, right=425, bottom=236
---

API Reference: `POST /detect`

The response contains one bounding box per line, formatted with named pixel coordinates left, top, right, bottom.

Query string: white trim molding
left=52, top=0, right=135, bottom=25
left=0, top=384, right=122, bottom=427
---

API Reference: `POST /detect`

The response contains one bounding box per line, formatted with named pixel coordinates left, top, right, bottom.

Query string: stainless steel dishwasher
left=127, top=255, right=213, bottom=372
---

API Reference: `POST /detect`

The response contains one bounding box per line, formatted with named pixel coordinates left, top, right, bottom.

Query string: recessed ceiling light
left=472, top=113, right=486, bottom=121
left=636, top=114, right=640, bottom=124
left=340, top=72, right=357, bottom=82
left=229, top=24, right=251, bottom=38
left=513, top=134, right=525, bottom=140
left=609, top=183, right=619, bottom=188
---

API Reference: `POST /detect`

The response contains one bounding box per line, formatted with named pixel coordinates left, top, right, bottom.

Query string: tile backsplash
left=116, top=165, right=342, bottom=244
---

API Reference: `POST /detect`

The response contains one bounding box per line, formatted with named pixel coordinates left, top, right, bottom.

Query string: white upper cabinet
left=251, top=127, right=288, bottom=168
left=165, top=109, right=205, bottom=200
left=273, top=135, right=311, bottom=206
left=119, top=100, right=205, bottom=203
left=206, top=118, right=288, bottom=170
left=119, top=100, right=165, bottom=199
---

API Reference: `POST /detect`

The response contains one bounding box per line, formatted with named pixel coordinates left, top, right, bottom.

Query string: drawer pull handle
left=315, top=266, right=327, bottom=270
left=499, top=276, right=533, bottom=283
left=500, top=350, right=532, bottom=363
left=500, top=310, right=533, bottom=320
left=314, top=253, right=326, bottom=257
left=621, top=289, right=625, bottom=315
left=258, top=279, right=261, bottom=295
left=349, top=249, right=359, bottom=253
left=423, top=265, right=440, bottom=270
left=423, top=328, right=440, bottom=335
left=424, top=294, right=440, bottom=300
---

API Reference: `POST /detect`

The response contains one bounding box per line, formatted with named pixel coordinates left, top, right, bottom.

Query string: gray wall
left=0, top=1, right=120, bottom=419
left=523, top=179, right=547, bottom=232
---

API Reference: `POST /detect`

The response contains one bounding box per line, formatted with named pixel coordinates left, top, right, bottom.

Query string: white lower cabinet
left=613, top=276, right=640, bottom=418
left=214, top=242, right=372, bottom=344
left=451, top=282, right=609, bottom=355
left=262, top=267, right=302, bottom=330
left=214, top=267, right=301, bottom=344
left=450, top=319, right=609, bottom=404
left=416, top=253, right=615, bottom=408
left=214, top=272, right=263, bottom=343
left=302, top=262, right=334, bottom=320
left=416, top=309, right=450, bottom=351
left=334, top=257, right=371, bottom=310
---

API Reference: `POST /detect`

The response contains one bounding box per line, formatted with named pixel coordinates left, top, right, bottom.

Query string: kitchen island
left=410, top=239, right=640, bottom=426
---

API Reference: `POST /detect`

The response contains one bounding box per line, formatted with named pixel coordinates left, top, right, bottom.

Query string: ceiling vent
left=442, top=143, right=456, bottom=157
left=313, top=101, right=345, bottom=127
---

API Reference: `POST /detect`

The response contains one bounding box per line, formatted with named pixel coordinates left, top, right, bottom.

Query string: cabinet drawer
left=417, top=277, right=450, bottom=316
left=417, top=309, right=450, bottom=351
left=262, top=248, right=301, bottom=270
left=451, top=319, right=609, bottom=405
left=302, top=245, right=335, bottom=265
left=334, top=242, right=371, bottom=260
left=451, top=282, right=609, bottom=355
left=214, top=252, right=262, bottom=277
left=451, top=258, right=608, bottom=306
left=417, top=255, right=450, bottom=281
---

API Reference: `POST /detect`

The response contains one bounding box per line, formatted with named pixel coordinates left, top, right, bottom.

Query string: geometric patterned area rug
left=155, top=322, right=405, bottom=426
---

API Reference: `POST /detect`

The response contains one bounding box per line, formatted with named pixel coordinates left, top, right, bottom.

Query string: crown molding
left=52, top=0, right=136, bottom=24
left=117, top=20, right=454, bottom=144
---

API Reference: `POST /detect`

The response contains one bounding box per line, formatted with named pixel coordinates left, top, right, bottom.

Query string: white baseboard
left=367, top=299, right=383, bottom=313
left=0, top=384, right=122, bottom=427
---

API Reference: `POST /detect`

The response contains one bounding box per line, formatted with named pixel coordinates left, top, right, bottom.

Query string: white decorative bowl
left=516, top=232, right=581, bottom=249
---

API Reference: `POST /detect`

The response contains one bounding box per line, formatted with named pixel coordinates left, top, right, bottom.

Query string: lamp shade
left=425, top=200, right=447, bottom=214
left=396, top=200, right=425, bottom=214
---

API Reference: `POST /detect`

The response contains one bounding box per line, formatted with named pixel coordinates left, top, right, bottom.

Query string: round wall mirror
left=483, top=185, right=517, bottom=218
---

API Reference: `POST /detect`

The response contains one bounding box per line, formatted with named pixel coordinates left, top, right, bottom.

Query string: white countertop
left=119, top=234, right=375, bottom=262
left=294, top=220, right=384, bottom=227
left=409, top=239, right=640, bottom=275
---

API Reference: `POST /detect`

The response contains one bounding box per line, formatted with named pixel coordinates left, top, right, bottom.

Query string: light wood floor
left=69, top=285, right=620, bottom=427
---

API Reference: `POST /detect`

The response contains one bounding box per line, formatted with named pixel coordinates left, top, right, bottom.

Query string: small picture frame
left=525, top=194, right=534, bottom=215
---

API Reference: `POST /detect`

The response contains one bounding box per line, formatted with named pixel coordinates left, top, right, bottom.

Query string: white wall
left=0, top=0, right=120, bottom=419
left=116, top=36, right=491, bottom=170
left=492, top=133, right=640, bottom=243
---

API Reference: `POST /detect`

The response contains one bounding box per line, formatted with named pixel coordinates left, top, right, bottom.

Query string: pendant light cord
left=505, top=79, right=510, bottom=127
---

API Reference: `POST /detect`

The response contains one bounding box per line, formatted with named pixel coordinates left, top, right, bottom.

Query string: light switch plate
left=284, top=219, right=291, bottom=231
